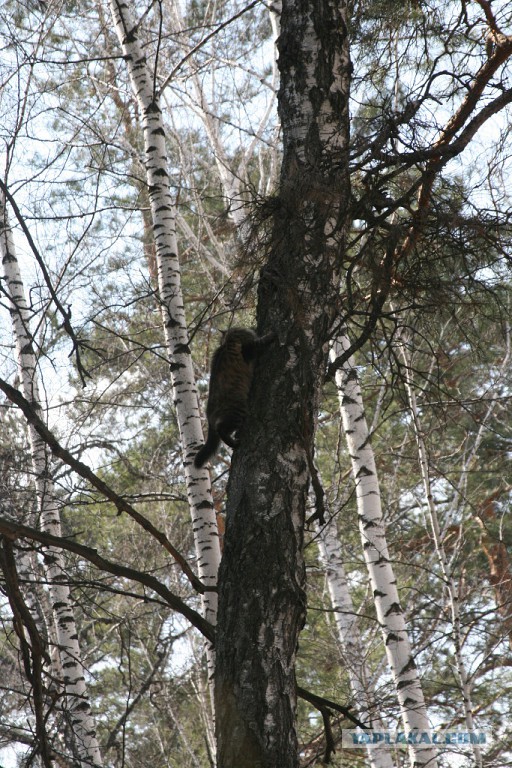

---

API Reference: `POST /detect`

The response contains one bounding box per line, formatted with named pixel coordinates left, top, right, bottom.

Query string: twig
left=160, top=0, right=259, bottom=92
left=0, top=537, right=53, bottom=768
left=0, top=376, right=209, bottom=596
left=0, top=517, right=214, bottom=643
left=297, top=685, right=367, bottom=729
left=0, top=179, right=91, bottom=387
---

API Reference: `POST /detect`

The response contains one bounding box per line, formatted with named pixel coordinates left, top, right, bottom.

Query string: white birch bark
left=332, top=332, right=438, bottom=768
left=318, top=517, right=396, bottom=768
left=18, top=547, right=65, bottom=682
left=0, top=198, right=103, bottom=767
left=108, top=0, right=221, bottom=686
left=396, top=328, right=510, bottom=768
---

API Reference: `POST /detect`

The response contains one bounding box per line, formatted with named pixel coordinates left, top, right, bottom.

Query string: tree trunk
left=318, top=517, right=396, bottom=768
left=0, top=197, right=103, bottom=768
left=333, top=333, right=437, bottom=768
left=108, top=0, right=221, bottom=656
left=215, top=1, right=351, bottom=766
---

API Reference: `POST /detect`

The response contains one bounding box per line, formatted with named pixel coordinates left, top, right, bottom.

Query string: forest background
left=0, top=1, right=511, bottom=767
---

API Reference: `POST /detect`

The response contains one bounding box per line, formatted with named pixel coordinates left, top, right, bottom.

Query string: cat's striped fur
left=194, top=328, right=274, bottom=468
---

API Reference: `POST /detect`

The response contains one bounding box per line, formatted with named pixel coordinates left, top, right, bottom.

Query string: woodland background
left=0, top=1, right=511, bottom=767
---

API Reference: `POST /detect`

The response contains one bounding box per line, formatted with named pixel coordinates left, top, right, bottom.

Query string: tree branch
left=297, top=685, right=367, bottom=730
left=0, top=537, right=53, bottom=768
left=0, top=517, right=214, bottom=643
left=0, top=376, right=209, bottom=596
left=160, top=0, right=259, bottom=92
left=104, top=646, right=167, bottom=751
left=396, top=33, right=512, bottom=262
left=0, top=179, right=91, bottom=387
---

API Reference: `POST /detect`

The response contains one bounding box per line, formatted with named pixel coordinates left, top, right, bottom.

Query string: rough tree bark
left=214, top=1, right=351, bottom=766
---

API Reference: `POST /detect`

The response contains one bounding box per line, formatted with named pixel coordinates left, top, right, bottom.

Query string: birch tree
left=331, top=334, right=437, bottom=768
left=107, top=0, right=221, bottom=659
left=0, top=198, right=103, bottom=767
left=1, top=1, right=512, bottom=766
left=318, top=515, right=396, bottom=768
left=214, top=0, right=352, bottom=764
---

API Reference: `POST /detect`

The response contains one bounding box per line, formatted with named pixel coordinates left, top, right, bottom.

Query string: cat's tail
left=194, top=430, right=221, bottom=468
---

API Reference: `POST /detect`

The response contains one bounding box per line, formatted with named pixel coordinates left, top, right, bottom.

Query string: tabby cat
left=194, top=328, right=274, bottom=468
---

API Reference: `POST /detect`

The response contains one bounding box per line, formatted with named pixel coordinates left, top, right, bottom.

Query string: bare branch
left=0, top=517, right=214, bottom=643
left=0, top=180, right=91, bottom=387
left=160, top=0, right=259, bottom=92
left=296, top=685, right=367, bottom=730
left=0, top=376, right=208, bottom=596
left=0, top=537, right=53, bottom=768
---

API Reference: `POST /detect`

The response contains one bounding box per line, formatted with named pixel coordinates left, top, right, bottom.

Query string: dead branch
left=0, top=375, right=208, bottom=595
left=0, top=516, right=214, bottom=643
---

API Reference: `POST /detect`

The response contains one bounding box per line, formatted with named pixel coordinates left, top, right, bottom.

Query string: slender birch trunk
left=396, top=327, right=510, bottom=768
left=318, top=517, right=396, bottom=768
left=108, top=0, right=221, bottom=639
left=0, top=198, right=103, bottom=767
left=333, top=332, right=438, bottom=768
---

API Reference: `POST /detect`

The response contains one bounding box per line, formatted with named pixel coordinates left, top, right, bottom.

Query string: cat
left=194, top=328, right=274, bottom=468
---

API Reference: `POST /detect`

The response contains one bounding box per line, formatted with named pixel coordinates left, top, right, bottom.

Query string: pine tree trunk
left=215, top=1, right=351, bottom=766
left=1, top=198, right=103, bottom=767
